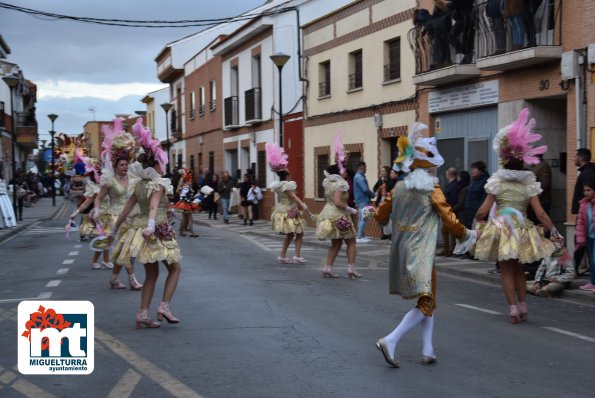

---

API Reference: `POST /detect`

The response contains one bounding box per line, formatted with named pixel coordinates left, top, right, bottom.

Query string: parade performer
left=68, top=158, right=112, bottom=270
left=93, top=118, right=143, bottom=290
left=374, top=122, right=473, bottom=368
left=108, top=119, right=181, bottom=328
left=473, top=108, right=559, bottom=323
left=266, top=143, right=308, bottom=264
left=0, top=170, right=17, bottom=228
left=315, top=132, right=362, bottom=278
left=173, top=169, right=199, bottom=237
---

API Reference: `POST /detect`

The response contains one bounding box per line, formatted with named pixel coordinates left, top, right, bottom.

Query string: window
left=199, top=86, right=205, bottom=116
left=0, top=101, right=4, bottom=127
left=252, top=55, right=261, bottom=87
left=384, top=38, right=401, bottom=82
left=345, top=151, right=362, bottom=173
left=318, top=61, right=331, bottom=97
left=317, top=153, right=329, bottom=198
left=209, top=80, right=216, bottom=111
left=209, top=151, right=215, bottom=174
left=177, top=154, right=183, bottom=170
left=190, top=154, right=195, bottom=174
left=189, top=92, right=196, bottom=119
left=348, top=49, right=363, bottom=90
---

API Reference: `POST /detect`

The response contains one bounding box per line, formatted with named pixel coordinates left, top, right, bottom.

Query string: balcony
left=15, top=111, right=38, bottom=150
left=409, top=0, right=562, bottom=85
left=474, top=0, right=562, bottom=71
left=224, top=96, right=239, bottom=129
left=209, top=99, right=216, bottom=112
left=348, top=72, right=362, bottom=91
left=244, top=87, right=262, bottom=123
left=318, top=81, right=330, bottom=98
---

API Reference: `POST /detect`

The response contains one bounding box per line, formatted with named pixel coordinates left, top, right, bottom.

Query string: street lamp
left=47, top=113, right=58, bottom=207
left=2, top=74, right=19, bottom=214
left=270, top=52, right=290, bottom=147
left=160, top=102, right=173, bottom=176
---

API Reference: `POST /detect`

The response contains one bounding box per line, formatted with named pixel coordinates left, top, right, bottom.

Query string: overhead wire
left=0, top=1, right=294, bottom=28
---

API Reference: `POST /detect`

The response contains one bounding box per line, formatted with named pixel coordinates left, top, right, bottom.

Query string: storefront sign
left=429, top=80, right=499, bottom=113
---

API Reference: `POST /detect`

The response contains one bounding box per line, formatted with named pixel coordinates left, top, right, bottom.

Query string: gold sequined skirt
left=78, top=215, right=98, bottom=237
left=474, top=221, right=556, bottom=263
left=315, top=203, right=355, bottom=240
left=113, top=227, right=181, bottom=266
left=271, top=211, right=305, bottom=234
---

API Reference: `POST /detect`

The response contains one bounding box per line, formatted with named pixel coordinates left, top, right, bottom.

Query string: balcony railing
left=198, top=104, right=205, bottom=116
left=209, top=99, right=216, bottom=112
left=348, top=72, right=362, bottom=90
left=224, top=96, right=239, bottom=127
left=244, top=87, right=262, bottom=122
left=384, top=64, right=401, bottom=82
left=318, top=81, right=330, bottom=97
left=409, top=0, right=562, bottom=75
left=189, top=109, right=196, bottom=119
left=16, top=111, right=37, bottom=127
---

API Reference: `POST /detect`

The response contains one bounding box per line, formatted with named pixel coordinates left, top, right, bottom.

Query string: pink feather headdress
left=493, top=108, right=547, bottom=166
left=100, top=118, right=135, bottom=167
left=334, top=130, right=345, bottom=173
left=131, top=118, right=168, bottom=173
left=265, top=143, right=288, bottom=172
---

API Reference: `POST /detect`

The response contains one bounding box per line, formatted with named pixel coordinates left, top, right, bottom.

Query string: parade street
left=0, top=199, right=592, bottom=398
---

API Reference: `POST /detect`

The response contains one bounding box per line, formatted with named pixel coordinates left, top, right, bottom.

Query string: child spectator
left=527, top=245, right=575, bottom=297
left=575, top=179, right=595, bottom=292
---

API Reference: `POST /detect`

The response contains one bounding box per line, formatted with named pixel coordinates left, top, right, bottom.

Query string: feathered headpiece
left=100, top=118, right=135, bottom=169
left=334, top=130, right=346, bottom=173
left=131, top=118, right=168, bottom=173
left=393, top=122, right=444, bottom=172
left=493, top=108, right=546, bottom=166
left=265, top=143, right=288, bottom=172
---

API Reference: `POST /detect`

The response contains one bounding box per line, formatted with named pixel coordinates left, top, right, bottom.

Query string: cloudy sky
left=0, top=0, right=264, bottom=142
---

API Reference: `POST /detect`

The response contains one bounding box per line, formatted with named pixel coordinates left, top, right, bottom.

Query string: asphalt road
left=1, top=214, right=594, bottom=398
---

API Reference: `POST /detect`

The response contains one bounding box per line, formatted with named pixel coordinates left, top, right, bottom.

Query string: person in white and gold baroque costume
left=473, top=108, right=560, bottom=324
left=373, top=122, right=474, bottom=368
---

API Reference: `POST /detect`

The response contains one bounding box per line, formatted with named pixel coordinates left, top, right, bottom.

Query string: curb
left=0, top=201, right=68, bottom=244
left=194, top=217, right=595, bottom=306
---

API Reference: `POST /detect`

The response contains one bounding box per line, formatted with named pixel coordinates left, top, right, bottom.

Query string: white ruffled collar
left=403, top=168, right=437, bottom=192
left=492, top=169, right=536, bottom=184
left=129, top=162, right=162, bottom=180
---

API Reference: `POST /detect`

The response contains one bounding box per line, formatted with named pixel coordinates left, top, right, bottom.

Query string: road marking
left=74, top=245, right=82, bottom=248
left=455, top=304, right=501, bottom=315
left=62, top=259, right=74, bottom=265
left=11, top=377, right=58, bottom=398
left=107, top=368, right=142, bottom=398
left=543, top=327, right=595, bottom=343
left=0, top=292, right=52, bottom=303
left=240, top=235, right=273, bottom=252
left=46, top=280, right=61, bottom=288
left=68, top=251, right=79, bottom=256
left=95, top=329, right=203, bottom=398
left=57, top=268, right=69, bottom=275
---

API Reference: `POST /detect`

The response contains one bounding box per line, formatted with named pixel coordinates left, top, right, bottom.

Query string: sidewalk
left=192, top=212, right=595, bottom=306
left=0, top=197, right=69, bottom=244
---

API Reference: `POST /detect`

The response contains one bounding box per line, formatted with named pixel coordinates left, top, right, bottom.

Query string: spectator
left=527, top=245, right=575, bottom=298
left=373, top=166, right=391, bottom=206
left=465, top=161, right=489, bottom=229
left=206, top=173, right=219, bottom=220
left=575, top=179, right=595, bottom=291
left=528, top=154, right=552, bottom=223
left=239, top=173, right=252, bottom=225
left=10, top=169, right=28, bottom=221
left=245, top=180, right=262, bottom=226
left=353, top=161, right=375, bottom=243
left=451, top=170, right=470, bottom=230
left=218, top=171, right=234, bottom=224
left=438, top=167, right=458, bottom=256
left=571, top=148, right=595, bottom=276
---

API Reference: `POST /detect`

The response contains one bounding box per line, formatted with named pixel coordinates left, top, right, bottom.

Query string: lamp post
left=47, top=113, right=58, bottom=207
left=270, top=52, right=290, bottom=147
left=160, top=102, right=173, bottom=176
left=2, top=75, right=19, bottom=214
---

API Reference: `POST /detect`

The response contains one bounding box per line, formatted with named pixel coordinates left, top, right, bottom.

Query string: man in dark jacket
left=464, top=161, right=489, bottom=229
left=438, top=167, right=458, bottom=255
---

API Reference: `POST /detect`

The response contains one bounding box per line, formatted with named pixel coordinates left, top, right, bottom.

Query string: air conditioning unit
left=588, top=43, right=595, bottom=65
left=561, top=51, right=579, bottom=80
left=374, top=113, right=383, bottom=128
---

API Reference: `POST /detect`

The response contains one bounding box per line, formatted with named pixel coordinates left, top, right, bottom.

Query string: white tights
left=383, top=307, right=435, bottom=359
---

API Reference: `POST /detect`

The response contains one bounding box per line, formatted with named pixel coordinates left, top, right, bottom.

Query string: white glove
left=346, top=206, right=357, bottom=215
left=146, top=219, right=156, bottom=233
left=69, top=209, right=79, bottom=219
left=302, top=203, right=308, bottom=211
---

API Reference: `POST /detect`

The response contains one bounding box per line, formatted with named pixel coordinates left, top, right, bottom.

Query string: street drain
left=262, top=279, right=311, bottom=286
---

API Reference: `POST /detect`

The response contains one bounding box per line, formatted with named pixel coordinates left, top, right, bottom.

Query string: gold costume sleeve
left=374, top=192, right=392, bottom=224
left=431, top=186, right=466, bottom=239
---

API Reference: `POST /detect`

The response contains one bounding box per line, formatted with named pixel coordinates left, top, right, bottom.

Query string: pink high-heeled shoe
left=347, top=265, right=362, bottom=279
left=322, top=266, right=339, bottom=278
left=109, top=274, right=126, bottom=289
left=128, top=274, right=143, bottom=291
left=517, top=301, right=528, bottom=321
left=277, top=256, right=293, bottom=264
left=293, top=256, right=307, bottom=264
left=509, top=304, right=520, bottom=324
left=157, top=301, right=179, bottom=323
left=136, top=309, right=160, bottom=329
